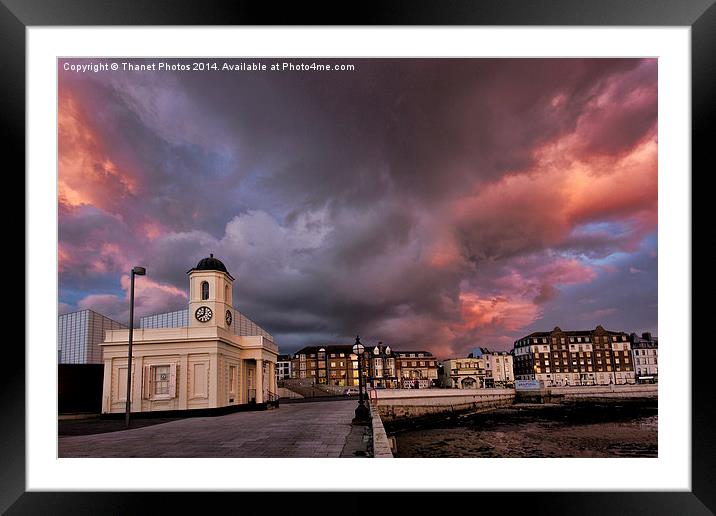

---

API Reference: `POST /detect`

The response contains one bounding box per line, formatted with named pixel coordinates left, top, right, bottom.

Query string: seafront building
left=394, top=349, right=439, bottom=388
left=58, top=309, right=126, bottom=364
left=276, top=354, right=293, bottom=382
left=366, top=342, right=399, bottom=388
left=100, top=254, right=279, bottom=414
left=513, top=325, right=635, bottom=386
left=290, top=345, right=359, bottom=386
left=474, top=348, right=515, bottom=388
left=440, top=356, right=486, bottom=388
left=630, top=332, right=658, bottom=383
left=290, top=343, right=439, bottom=388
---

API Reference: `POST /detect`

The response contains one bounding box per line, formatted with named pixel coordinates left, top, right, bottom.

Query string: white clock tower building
left=101, top=253, right=279, bottom=415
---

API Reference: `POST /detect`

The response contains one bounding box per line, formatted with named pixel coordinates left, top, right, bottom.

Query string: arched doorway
left=461, top=377, right=477, bottom=389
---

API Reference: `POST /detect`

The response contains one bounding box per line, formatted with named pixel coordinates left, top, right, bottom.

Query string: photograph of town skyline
left=58, top=57, right=658, bottom=460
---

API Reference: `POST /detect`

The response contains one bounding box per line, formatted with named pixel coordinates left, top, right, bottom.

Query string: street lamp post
left=125, top=266, right=146, bottom=427
left=353, top=335, right=369, bottom=423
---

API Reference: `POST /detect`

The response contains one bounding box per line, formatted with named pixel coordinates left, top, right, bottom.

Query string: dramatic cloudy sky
left=58, top=58, right=658, bottom=357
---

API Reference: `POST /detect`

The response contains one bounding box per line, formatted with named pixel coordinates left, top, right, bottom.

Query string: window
left=144, top=364, right=176, bottom=399
left=201, top=281, right=209, bottom=300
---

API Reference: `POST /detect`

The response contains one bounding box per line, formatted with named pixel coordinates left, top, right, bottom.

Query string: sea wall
left=371, top=388, right=515, bottom=423
left=515, top=383, right=658, bottom=403
left=369, top=403, right=394, bottom=457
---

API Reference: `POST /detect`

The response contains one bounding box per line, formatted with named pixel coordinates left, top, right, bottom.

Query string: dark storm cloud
left=58, top=58, right=658, bottom=357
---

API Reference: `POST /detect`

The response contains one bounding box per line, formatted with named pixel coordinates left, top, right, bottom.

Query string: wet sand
left=389, top=402, right=657, bottom=458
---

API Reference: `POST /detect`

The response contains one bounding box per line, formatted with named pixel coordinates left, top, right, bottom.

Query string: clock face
left=195, top=306, right=213, bottom=322
left=225, top=309, right=232, bottom=326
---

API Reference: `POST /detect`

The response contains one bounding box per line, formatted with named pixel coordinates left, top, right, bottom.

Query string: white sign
left=515, top=379, right=543, bottom=390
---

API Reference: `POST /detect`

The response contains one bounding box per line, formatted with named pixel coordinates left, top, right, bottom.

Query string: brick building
left=513, top=325, right=635, bottom=386
left=394, top=349, right=439, bottom=388
left=290, top=345, right=358, bottom=386
left=290, top=342, right=439, bottom=388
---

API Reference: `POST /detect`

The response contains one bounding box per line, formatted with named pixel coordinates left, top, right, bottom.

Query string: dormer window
left=201, top=281, right=209, bottom=300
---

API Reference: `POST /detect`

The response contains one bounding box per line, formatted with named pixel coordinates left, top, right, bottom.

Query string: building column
left=255, top=359, right=264, bottom=403
left=268, top=361, right=276, bottom=394
left=209, top=353, right=219, bottom=408
left=102, top=359, right=112, bottom=414
left=133, top=356, right=144, bottom=412
left=240, top=359, right=247, bottom=404
left=179, top=354, right=189, bottom=410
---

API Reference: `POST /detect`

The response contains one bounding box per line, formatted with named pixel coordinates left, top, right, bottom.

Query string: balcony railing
left=263, top=338, right=279, bottom=353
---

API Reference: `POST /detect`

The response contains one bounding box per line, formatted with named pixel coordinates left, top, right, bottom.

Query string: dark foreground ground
left=59, top=417, right=183, bottom=436
left=389, top=401, right=658, bottom=458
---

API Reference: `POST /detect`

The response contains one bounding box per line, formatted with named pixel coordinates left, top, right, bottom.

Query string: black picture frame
left=5, top=0, right=712, bottom=513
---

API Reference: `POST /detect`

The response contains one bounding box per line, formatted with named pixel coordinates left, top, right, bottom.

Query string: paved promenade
left=59, top=400, right=360, bottom=458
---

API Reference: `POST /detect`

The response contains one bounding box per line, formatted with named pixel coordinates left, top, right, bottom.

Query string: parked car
left=342, top=387, right=360, bottom=396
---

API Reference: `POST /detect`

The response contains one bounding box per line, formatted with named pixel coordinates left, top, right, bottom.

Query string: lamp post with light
left=125, top=266, right=146, bottom=427
left=353, top=335, right=370, bottom=423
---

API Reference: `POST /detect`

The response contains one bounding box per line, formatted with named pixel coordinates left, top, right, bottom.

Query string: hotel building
left=290, top=345, right=359, bottom=386
left=100, top=255, right=279, bottom=414
left=394, top=350, right=439, bottom=388
left=513, top=325, right=635, bottom=386
left=630, top=332, right=658, bottom=383
left=290, top=343, right=439, bottom=389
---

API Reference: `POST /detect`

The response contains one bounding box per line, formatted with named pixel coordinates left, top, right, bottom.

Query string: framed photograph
left=9, top=0, right=712, bottom=513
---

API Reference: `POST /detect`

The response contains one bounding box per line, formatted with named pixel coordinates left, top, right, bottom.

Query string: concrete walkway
left=58, top=400, right=358, bottom=458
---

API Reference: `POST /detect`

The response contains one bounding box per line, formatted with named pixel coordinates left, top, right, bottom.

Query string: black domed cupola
left=187, top=253, right=234, bottom=280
